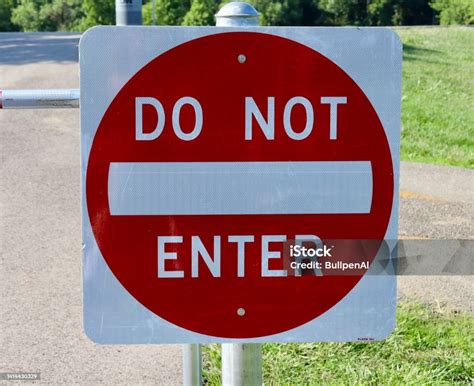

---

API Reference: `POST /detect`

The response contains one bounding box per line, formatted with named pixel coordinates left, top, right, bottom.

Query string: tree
left=0, top=0, right=19, bottom=31
left=143, top=0, right=190, bottom=25
left=11, top=0, right=43, bottom=31
left=318, top=0, right=367, bottom=25
left=367, top=0, right=396, bottom=25
left=260, top=0, right=303, bottom=25
left=78, top=0, right=115, bottom=30
left=300, top=0, right=326, bottom=25
left=39, top=0, right=83, bottom=31
left=11, top=0, right=85, bottom=31
left=392, top=0, right=433, bottom=25
left=431, top=0, right=474, bottom=25
left=142, top=1, right=154, bottom=24
left=182, top=0, right=216, bottom=25
left=367, top=0, right=433, bottom=26
left=143, top=0, right=189, bottom=25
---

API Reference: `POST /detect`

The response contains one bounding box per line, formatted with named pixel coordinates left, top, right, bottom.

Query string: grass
left=395, top=27, right=474, bottom=168
left=202, top=301, right=473, bottom=384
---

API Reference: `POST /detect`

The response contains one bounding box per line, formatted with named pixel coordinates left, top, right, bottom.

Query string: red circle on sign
left=86, top=32, right=393, bottom=338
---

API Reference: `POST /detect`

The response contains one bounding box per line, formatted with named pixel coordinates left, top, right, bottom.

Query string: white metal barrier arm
left=0, top=89, right=80, bottom=109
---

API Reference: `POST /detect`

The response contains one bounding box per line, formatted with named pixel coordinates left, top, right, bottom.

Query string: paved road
left=398, top=161, right=473, bottom=312
left=399, top=162, right=473, bottom=239
left=0, top=33, right=472, bottom=384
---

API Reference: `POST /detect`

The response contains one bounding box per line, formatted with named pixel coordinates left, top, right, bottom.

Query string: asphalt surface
left=398, top=161, right=473, bottom=312
left=0, top=33, right=472, bottom=384
left=399, top=162, right=473, bottom=239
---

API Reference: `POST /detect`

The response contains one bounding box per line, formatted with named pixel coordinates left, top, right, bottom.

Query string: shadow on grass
left=403, top=43, right=442, bottom=63
left=0, top=32, right=80, bottom=64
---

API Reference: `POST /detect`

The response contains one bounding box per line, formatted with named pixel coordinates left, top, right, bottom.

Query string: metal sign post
left=183, top=344, right=202, bottom=386
left=222, top=343, right=262, bottom=386
left=215, top=4, right=263, bottom=385
left=115, top=0, right=143, bottom=26
left=183, top=6, right=263, bottom=385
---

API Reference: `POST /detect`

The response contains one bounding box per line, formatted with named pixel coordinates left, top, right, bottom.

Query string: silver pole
left=152, top=0, right=157, bottom=25
left=115, top=0, right=143, bottom=26
left=222, top=344, right=262, bottom=386
left=215, top=1, right=260, bottom=27
left=0, top=89, right=79, bottom=109
left=215, top=3, right=263, bottom=386
left=183, top=344, right=202, bottom=386
left=182, top=8, right=262, bottom=385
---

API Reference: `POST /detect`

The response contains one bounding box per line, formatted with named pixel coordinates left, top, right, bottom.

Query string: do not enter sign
left=81, top=27, right=402, bottom=343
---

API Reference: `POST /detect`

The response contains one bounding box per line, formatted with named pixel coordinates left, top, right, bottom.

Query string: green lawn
left=396, top=27, right=474, bottom=168
left=202, top=302, right=473, bottom=384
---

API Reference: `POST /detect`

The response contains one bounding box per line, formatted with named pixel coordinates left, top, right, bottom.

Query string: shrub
left=431, top=0, right=474, bottom=25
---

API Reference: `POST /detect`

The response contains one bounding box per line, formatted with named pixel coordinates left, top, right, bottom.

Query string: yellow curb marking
left=400, top=190, right=442, bottom=203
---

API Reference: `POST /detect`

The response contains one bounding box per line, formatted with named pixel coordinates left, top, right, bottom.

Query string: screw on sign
left=82, top=29, right=401, bottom=341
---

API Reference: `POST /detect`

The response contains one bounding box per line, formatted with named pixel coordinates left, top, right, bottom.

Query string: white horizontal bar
left=0, top=89, right=79, bottom=109
left=108, top=161, right=373, bottom=215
